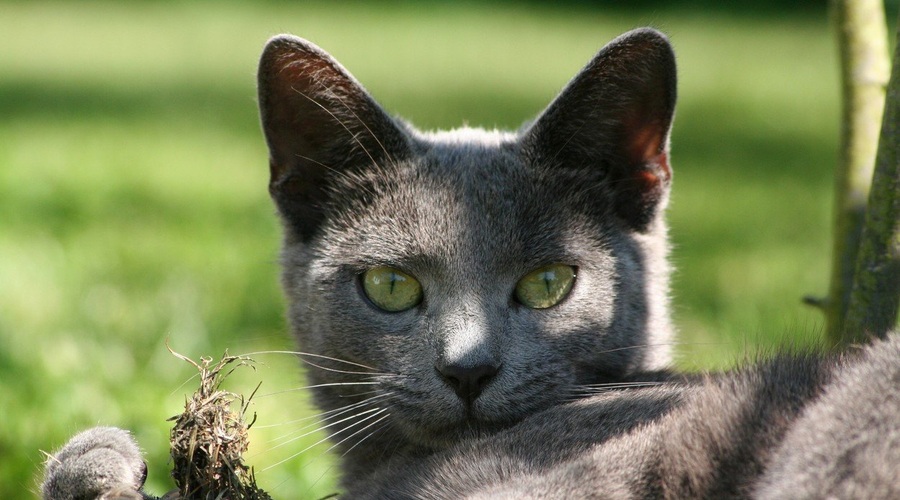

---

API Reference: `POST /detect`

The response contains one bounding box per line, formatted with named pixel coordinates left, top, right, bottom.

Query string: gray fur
left=755, top=334, right=900, bottom=499
left=257, top=28, right=678, bottom=490
left=41, top=427, right=150, bottom=500
left=346, top=335, right=900, bottom=499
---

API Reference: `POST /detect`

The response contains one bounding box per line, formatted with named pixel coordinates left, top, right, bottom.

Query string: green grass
left=2, top=1, right=842, bottom=497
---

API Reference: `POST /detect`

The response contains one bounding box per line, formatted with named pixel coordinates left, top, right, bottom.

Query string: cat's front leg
left=41, top=426, right=160, bottom=500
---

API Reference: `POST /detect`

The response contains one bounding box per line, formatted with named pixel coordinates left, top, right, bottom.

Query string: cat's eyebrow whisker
left=304, top=83, right=399, bottom=197
left=321, top=83, right=397, bottom=167
left=292, top=152, right=335, bottom=172
left=290, top=151, right=383, bottom=203
left=288, top=86, right=380, bottom=171
left=259, top=408, right=390, bottom=472
left=549, top=122, right=587, bottom=167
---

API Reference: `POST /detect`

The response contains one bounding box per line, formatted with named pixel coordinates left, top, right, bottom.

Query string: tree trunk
left=824, top=0, right=890, bottom=345
left=841, top=9, right=900, bottom=341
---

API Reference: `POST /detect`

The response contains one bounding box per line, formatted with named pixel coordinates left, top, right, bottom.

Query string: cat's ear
left=258, top=35, right=410, bottom=241
left=523, top=28, right=677, bottom=231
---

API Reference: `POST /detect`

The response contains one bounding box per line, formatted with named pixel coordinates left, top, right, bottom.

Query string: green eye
left=515, top=264, right=576, bottom=309
left=362, top=266, right=423, bottom=312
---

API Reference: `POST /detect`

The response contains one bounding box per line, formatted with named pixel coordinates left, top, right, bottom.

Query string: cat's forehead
left=416, top=127, right=517, bottom=147
left=415, top=128, right=523, bottom=191
left=324, top=128, right=614, bottom=274
left=337, top=136, right=525, bottom=252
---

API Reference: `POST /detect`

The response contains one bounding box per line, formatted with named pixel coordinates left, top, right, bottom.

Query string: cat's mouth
left=398, top=409, right=522, bottom=447
left=380, top=365, right=569, bottom=447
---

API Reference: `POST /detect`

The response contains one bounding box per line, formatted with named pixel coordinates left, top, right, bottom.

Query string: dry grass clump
left=168, top=347, right=272, bottom=500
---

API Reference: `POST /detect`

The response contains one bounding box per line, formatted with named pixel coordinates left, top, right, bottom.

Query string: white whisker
left=259, top=408, right=389, bottom=472
left=256, top=393, right=393, bottom=430
left=263, top=406, right=384, bottom=454
left=301, top=417, right=392, bottom=499
left=339, top=419, right=390, bottom=459
left=297, top=357, right=390, bottom=377
left=325, top=411, right=391, bottom=456
left=266, top=396, right=394, bottom=444
left=577, top=381, right=667, bottom=389
left=563, top=382, right=670, bottom=402
left=597, top=341, right=726, bottom=356
left=168, top=372, right=201, bottom=398
left=258, top=381, right=381, bottom=398
left=288, top=86, right=380, bottom=169
left=338, top=389, right=383, bottom=398
left=325, top=85, right=397, bottom=167
left=240, top=349, right=386, bottom=373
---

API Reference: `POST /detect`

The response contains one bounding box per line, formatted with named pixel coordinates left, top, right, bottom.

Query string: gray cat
left=257, top=26, right=677, bottom=490
left=43, top=28, right=677, bottom=498
left=40, top=29, right=899, bottom=499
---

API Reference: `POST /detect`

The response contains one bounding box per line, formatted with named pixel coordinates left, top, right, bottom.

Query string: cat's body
left=349, top=334, right=900, bottom=499
left=41, top=29, right=900, bottom=499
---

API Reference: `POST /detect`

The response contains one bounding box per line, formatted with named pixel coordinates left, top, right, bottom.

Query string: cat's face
left=258, top=29, right=676, bottom=450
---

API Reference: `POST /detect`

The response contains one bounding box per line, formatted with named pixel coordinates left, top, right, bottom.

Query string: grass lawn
left=2, top=2, right=842, bottom=497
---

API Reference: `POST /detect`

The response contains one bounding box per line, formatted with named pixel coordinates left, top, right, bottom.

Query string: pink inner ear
left=627, top=121, right=671, bottom=182
left=632, top=152, right=669, bottom=195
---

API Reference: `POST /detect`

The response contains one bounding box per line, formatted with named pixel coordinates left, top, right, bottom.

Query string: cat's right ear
left=522, top=28, right=677, bottom=232
left=258, top=35, right=410, bottom=242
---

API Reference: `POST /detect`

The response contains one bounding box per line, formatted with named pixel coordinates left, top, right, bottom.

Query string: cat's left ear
left=258, top=35, right=410, bottom=242
left=523, top=28, right=677, bottom=231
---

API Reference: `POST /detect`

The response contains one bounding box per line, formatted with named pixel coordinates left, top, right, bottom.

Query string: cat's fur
left=258, top=27, right=677, bottom=489
left=41, top=426, right=151, bottom=500
left=347, top=335, right=900, bottom=498
left=41, top=29, right=900, bottom=499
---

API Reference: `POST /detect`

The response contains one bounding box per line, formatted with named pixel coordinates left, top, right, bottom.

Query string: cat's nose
left=436, top=361, right=500, bottom=405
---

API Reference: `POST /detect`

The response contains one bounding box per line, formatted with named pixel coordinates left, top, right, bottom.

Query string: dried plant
left=167, top=346, right=272, bottom=500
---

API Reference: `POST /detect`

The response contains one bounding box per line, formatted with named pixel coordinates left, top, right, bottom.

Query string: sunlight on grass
left=2, top=2, right=840, bottom=497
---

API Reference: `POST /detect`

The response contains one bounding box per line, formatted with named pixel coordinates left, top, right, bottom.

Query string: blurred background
left=2, top=0, right=892, bottom=497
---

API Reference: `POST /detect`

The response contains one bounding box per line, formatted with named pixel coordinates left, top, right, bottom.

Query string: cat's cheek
left=386, top=391, right=469, bottom=444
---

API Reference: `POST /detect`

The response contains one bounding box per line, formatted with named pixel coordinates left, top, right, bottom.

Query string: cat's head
left=258, top=28, right=676, bottom=452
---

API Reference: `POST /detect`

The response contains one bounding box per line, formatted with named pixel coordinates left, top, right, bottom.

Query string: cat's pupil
left=515, top=264, right=576, bottom=309
left=542, top=272, right=554, bottom=293
left=362, top=266, right=423, bottom=312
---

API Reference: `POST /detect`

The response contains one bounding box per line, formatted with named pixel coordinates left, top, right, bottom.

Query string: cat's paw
left=41, top=426, right=152, bottom=500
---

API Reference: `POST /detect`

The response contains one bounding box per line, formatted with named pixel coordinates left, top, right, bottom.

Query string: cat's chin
left=400, top=414, right=518, bottom=448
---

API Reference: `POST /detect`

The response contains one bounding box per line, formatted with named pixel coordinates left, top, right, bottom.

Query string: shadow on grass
left=675, top=98, right=837, bottom=186
left=2, top=77, right=836, bottom=178
left=0, top=78, right=545, bottom=136
left=0, top=80, right=260, bottom=135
